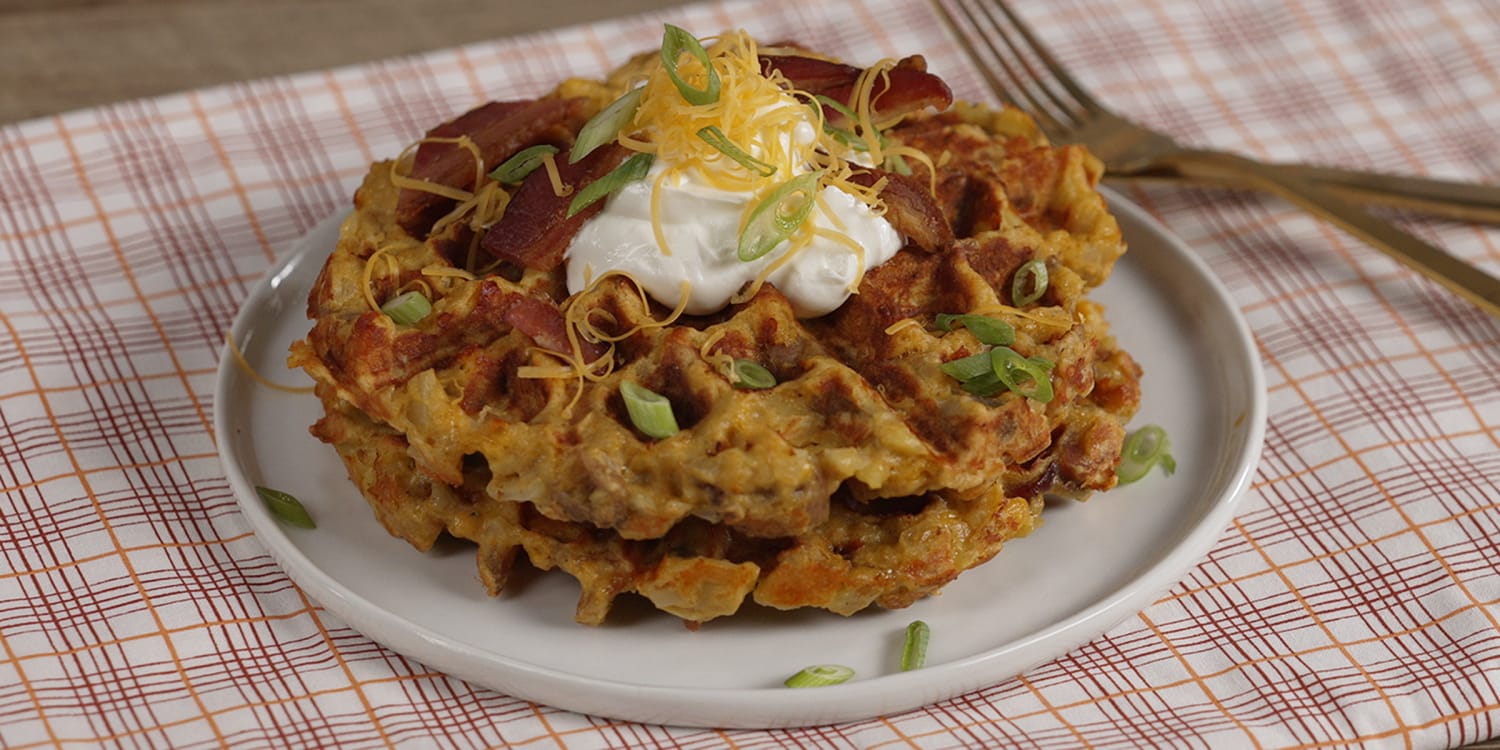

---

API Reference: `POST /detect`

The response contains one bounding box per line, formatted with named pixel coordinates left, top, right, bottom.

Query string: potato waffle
left=289, top=47, right=1141, bottom=625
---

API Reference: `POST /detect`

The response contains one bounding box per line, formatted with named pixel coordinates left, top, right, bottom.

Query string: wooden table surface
left=0, top=0, right=688, bottom=125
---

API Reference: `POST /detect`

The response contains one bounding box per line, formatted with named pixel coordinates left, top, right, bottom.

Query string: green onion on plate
left=255, top=486, right=315, bottom=529
left=1117, top=424, right=1176, bottom=484
left=783, top=664, right=855, bottom=688
left=901, top=620, right=930, bottom=671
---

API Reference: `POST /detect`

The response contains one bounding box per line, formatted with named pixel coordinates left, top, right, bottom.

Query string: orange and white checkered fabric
left=2, top=0, right=1498, bottom=747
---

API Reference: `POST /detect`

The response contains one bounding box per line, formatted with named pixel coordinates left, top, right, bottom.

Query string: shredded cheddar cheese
left=361, top=245, right=403, bottom=312
left=697, top=327, right=736, bottom=382
left=227, top=331, right=316, bottom=394
left=515, top=270, right=696, bottom=414
left=622, top=29, right=904, bottom=235
left=540, top=151, right=573, bottom=197
left=883, top=318, right=924, bottom=336
left=389, top=136, right=482, bottom=203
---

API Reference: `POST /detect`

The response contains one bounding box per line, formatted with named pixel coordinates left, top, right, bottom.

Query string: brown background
left=0, top=0, right=688, bottom=125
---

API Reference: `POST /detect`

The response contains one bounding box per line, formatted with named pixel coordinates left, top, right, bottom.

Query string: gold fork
left=932, top=0, right=1500, bottom=318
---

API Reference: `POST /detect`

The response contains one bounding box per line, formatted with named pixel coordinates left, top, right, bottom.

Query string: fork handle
left=1278, top=164, right=1500, bottom=225
left=1165, top=149, right=1500, bottom=318
left=1116, top=164, right=1500, bottom=225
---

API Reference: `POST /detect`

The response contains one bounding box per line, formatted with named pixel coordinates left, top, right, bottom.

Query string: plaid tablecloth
left=3, top=0, right=1498, bottom=747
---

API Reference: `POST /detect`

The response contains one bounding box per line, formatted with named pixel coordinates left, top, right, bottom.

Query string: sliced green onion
left=961, top=370, right=1005, bottom=397
left=813, top=94, right=864, bottom=132
left=255, top=486, right=315, bottom=529
left=990, top=346, right=1054, bottom=403
left=738, top=171, right=823, bottom=262
left=1012, top=259, right=1050, bottom=306
left=933, top=313, right=1015, bottom=346
left=938, top=351, right=993, bottom=382
left=620, top=380, right=678, bottom=439
left=567, top=152, right=654, bottom=218
left=570, top=87, right=645, bottom=164
left=488, top=144, right=559, bottom=184
left=901, top=620, right=930, bottom=671
left=1117, top=425, right=1175, bottom=484
left=731, top=359, right=776, bottom=390
left=697, top=126, right=777, bottom=176
left=381, top=291, right=432, bottom=325
left=812, top=95, right=871, bottom=151
left=661, top=24, right=720, bottom=105
left=783, top=664, right=854, bottom=688
left=810, top=94, right=900, bottom=157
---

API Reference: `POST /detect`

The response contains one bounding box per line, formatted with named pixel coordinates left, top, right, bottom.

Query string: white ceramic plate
left=214, top=191, right=1265, bottom=728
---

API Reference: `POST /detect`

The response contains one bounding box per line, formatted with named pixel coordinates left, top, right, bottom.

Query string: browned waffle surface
left=289, top=79, right=1141, bottom=624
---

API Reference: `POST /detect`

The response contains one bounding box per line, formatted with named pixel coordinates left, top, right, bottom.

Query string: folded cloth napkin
left=1, top=0, right=1497, bottom=747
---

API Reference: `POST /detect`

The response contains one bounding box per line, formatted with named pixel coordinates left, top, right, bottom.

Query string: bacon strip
left=476, top=282, right=606, bottom=362
left=849, top=169, right=954, bottom=252
left=396, top=97, right=590, bottom=237
left=760, top=54, right=954, bottom=126
left=505, top=295, right=606, bottom=362
left=479, top=143, right=631, bottom=272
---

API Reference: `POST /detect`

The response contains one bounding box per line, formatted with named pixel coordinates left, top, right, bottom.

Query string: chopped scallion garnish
left=938, top=351, right=993, bottom=382
left=933, top=313, right=1015, bottom=346
left=1012, top=259, right=1050, bottom=306
left=990, top=347, right=1054, bottom=403
left=783, top=664, right=854, bottom=688
left=697, top=126, right=776, bottom=176
left=489, top=144, right=560, bottom=184
left=731, top=359, right=776, bottom=390
left=940, top=344, right=1054, bottom=403
left=255, top=486, right=315, bottom=529
left=570, top=87, right=645, bottom=164
left=1117, top=425, right=1176, bottom=484
left=813, top=94, right=859, bottom=121
left=738, top=171, right=823, bottom=261
left=567, top=152, right=654, bottom=218
left=661, top=24, right=721, bottom=106
left=381, top=291, right=432, bottom=325
left=620, top=380, right=679, bottom=439
left=810, top=95, right=892, bottom=154
left=967, top=369, right=1017, bottom=396
left=901, top=620, right=930, bottom=671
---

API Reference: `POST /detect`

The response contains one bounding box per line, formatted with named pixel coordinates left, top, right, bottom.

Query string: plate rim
left=213, top=189, right=1266, bottom=728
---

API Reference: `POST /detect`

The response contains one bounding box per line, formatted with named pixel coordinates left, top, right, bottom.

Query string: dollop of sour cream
left=562, top=53, right=908, bottom=323
left=565, top=158, right=902, bottom=318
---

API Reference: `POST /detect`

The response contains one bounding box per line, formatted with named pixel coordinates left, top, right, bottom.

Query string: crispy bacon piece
left=474, top=282, right=606, bottom=362
left=849, top=168, right=954, bottom=252
left=480, top=143, right=631, bottom=272
left=505, top=295, right=606, bottom=362
left=396, top=97, right=590, bottom=237
left=760, top=54, right=953, bottom=126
